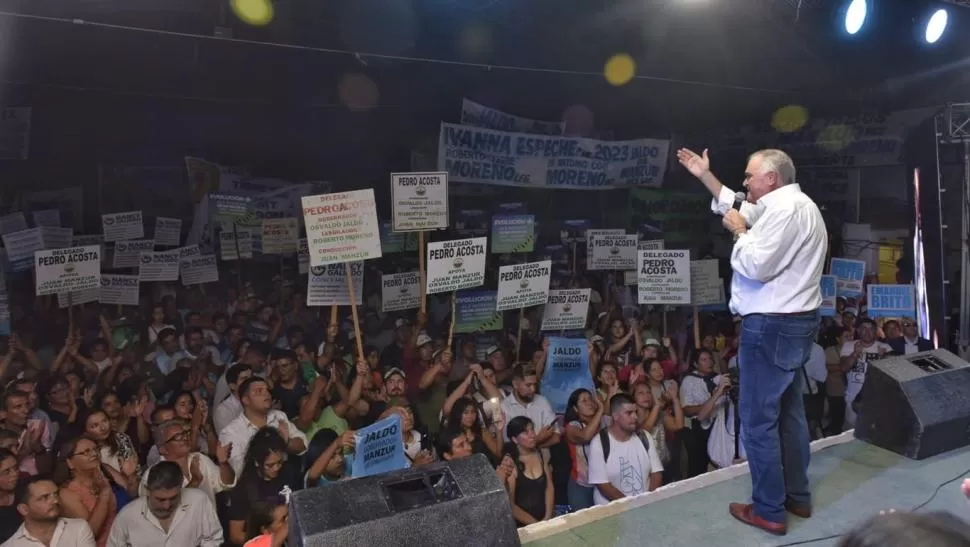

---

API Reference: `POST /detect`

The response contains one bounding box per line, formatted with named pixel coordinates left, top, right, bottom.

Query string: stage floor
left=520, top=432, right=970, bottom=546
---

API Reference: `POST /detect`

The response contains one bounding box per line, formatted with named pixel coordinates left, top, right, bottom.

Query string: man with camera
left=679, top=147, right=827, bottom=536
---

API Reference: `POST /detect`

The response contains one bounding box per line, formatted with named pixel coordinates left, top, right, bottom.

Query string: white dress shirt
left=218, top=409, right=308, bottom=475
left=213, top=395, right=243, bottom=435
left=107, top=488, right=223, bottom=547
left=712, top=184, right=827, bottom=316
left=803, top=343, right=829, bottom=395
left=2, top=518, right=95, bottom=547
left=139, top=452, right=234, bottom=507
left=499, top=394, right=557, bottom=442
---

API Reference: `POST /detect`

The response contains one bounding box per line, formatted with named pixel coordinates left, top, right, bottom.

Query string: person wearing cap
left=450, top=338, right=478, bottom=383
left=484, top=345, right=512, bottom=386
left=618, top=338, right=679, bottom=385
left=402, top=334, right=434, bottom=400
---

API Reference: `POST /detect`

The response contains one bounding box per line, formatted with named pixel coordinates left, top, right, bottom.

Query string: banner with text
left=426, top=237, right=487, bottom=295
left=588, top=232, right=637, bottom=271
left=541, top=337, right=595, bottom=414
left=302, top=190, right=382, bottom=267
left=496, top=260, right=552, bottom=311
left=638, top=250, right=691, bottom=305
left=438, top=122, right=669, bottom=189
left=35, top=246, right=101, bottom=296
left=381, top=271, right=421, bottom=313
left=351, top=414, right=408, bottom=478
left=390, top=172, right=449, bottom=231
left=830, top=257, right=865, bottom=299
left=541, top=289, right=591, bottom=331
left=307, top=262, right=364, bottom=306
left=261, top=218, right=299, bottom=255
left=820, top=275, right=837, bottom=317
left=491, top=215, right=535, bottom=254
left=867, top=284, right=915, bottom=318
left=690, top=259, right=723, bottom=306
left=455, top=291, right=504, bottom=333
left=460, top=98, right=564, bottom=136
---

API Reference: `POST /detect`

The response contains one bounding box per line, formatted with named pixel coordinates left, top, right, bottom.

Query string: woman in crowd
left=632, top=380, right=684, bottom=483
left=822, top=325, right=848, bottom=436
left=595, top=361, right=621, bottom=404
left=563, top=388, right=605, bottom=511
left=304, top=429, right=354, bottom=486
left=82, top=409, right=140, bottom=496
left=226, top=428, right=291, bottom=546
left=54, top=436, right=118, bottom=547
left=505, top=416, right=554, bottom=527
left=172, top=389, right=216, bottom=455
left=244, top=502, right=289, bottom=547
left=680, top=348, right=728, bottom=478
left=443, top=397, right=503, bottom=463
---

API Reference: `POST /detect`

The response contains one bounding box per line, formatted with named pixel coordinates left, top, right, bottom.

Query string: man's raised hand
left=676, top=148, right=710, bottom=178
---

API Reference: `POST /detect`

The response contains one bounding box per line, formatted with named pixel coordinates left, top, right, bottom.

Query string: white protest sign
left=298, top=238, right=309, bottom=275
left=101, top=211, right=144, bottom=242
left=139, top=250, right=180, bottom=282
left=307, top=262, right=364, bottom=306
left=624, top=271, right=638, bottom=286
left=496, top=260, right=552, bottom=311
left=0, top=213, right=26, bottom=235
left=32, top=209, right=60, bottom=228
left=425, top=237, right=487, bottom=295
left=40, top=227, right=73, bottom=249
left=302, top=190, right=382, bottom=267
left=219, top=229, right=252, bottom=260
left=390, top=171, right=449, bottom=231
left=154, top=217, right=182, bottom=247
left=99, top=274, right=140, bottom=306
left=585, top=229, right=624, bottom=272
left=57, top=287, right=99, bottom=309
left=2, top=229, right=44, bottom=267
left=261, top=218, right=299, bottom=254
left=34, top=245, right=101, bottom=296
left=381, top=271, right=421, bottom=313
left=588, top=233, right=638, bottom=270
left=637, top=250, right=691, bottom=305
left=180, top=254, right=219, bottom=286
left=73, top=235, right=106, bottom=266
left=541, top=288, right=591, bottom=331
left=691, top=259, right=724, bottom=306
left=113, top=240, right=155, bottom=269
left=638, top=239, right=664, bottom=251
left=176, top=245, right=200, bottom=259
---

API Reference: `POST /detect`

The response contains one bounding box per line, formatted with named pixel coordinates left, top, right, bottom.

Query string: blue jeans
left=567, top=477, right=594, bottom=511
left=738, top=311, right=818, bottom=523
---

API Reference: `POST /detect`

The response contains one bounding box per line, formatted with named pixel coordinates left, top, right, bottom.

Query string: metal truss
left=936, top=104, right=970, bottom=356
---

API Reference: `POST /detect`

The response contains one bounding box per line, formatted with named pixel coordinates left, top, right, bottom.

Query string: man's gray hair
left=153, top=419, right=188, bottom=446
left=752, top=149, right=796, bottom=186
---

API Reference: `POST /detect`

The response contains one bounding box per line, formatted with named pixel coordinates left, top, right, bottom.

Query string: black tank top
left=514, top=453, right=547, bottom=526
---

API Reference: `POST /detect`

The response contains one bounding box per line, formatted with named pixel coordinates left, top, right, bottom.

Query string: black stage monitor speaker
left=855, top=349, right=970, bottom=460
left=288, top=454, right=520, bottom=547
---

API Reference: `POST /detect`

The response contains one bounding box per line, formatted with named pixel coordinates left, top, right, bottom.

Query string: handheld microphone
left=732, top=191, right=746, bottom=211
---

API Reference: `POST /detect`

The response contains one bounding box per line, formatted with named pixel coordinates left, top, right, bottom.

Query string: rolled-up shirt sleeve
left=710, top=185, right=765, bottom=226
left=730, top=208, right=802, bottom=283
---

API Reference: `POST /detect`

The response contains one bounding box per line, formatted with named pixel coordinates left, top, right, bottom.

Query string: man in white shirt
left=500, top=365, right=559, bottom=447
left=587, top=393, right=663, bottom=505
left=218, top=377, right=308, bottom=475
left=213, top=363, right=253, bottom=434
left=108, top=462, right=223, bottom=547
left=2, top=477, right=95, bottom=547
left=680, top=147, right=826, bottom=535
left=839, top=318, right=892, bottom=429
left=140, top=420, right=235, bottom=507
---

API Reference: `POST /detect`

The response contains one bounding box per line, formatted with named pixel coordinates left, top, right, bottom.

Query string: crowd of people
left=0, top=272, right=936, bottom=546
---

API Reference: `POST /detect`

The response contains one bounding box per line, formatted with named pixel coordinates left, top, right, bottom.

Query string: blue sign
left=820, top=275, right=837, bottom=317
left=491, top=215, right=535, bottom=254
left=351, top=414, right=408, bottom=479
left=540, top=337, right=594, bottom=414
left=559, top=219, right=591, bottom=244
left=380, top=222, right=418, bottom=254
left=867, top=284, right=915, bottom=318
left=830, top=258, right=865, bottom=299
left=454, top=290, right=503, bottom=334
left=497, top=203, right=526, bottom=214
left=455, top=209, right=488, bottom=236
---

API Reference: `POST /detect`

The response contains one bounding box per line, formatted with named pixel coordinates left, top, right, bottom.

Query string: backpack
left=599, top=428, right=652, bottom=462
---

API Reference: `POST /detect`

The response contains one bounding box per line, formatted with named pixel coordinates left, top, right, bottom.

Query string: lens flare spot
left=338, top=73, right=379, bottom=113
left=603, top=54, right=636, bottom=87
left=817, top=124, right=856, bottom=152
left=459, top=24, right=492, bottom=58
left=231, top=0, right=274, bottom=26
left=771, top=105, right=809, bottom=133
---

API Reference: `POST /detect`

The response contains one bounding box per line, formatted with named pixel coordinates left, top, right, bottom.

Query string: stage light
left=844, top=0, right=868, bottom=35
left=924, top=8, right=948, bottom=43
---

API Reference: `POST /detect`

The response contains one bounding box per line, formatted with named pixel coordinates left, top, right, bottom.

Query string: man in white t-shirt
left=839, top=318, right=891, bottom=429
left=587, top=393, right=663, bottom=505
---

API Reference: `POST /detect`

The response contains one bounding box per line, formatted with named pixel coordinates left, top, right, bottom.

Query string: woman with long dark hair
left=444, top=398, right=502, bottom=462
left=504, top=416, right=553, bottom=527
left=562, top=388, right=605, bottom=512
left=226, top=427, right=290, bottom=546
left=81, top=409, right=139, bottom=496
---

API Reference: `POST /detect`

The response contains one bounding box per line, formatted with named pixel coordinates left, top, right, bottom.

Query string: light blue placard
left=351, top=413, right=408, bottom=479
left=540, top=337, right=594, bottom=414
left=867, top=284, right=915, bottom=318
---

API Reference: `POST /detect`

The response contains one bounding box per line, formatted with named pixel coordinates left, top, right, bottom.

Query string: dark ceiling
left=0, top=0, right=969, bottom=177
